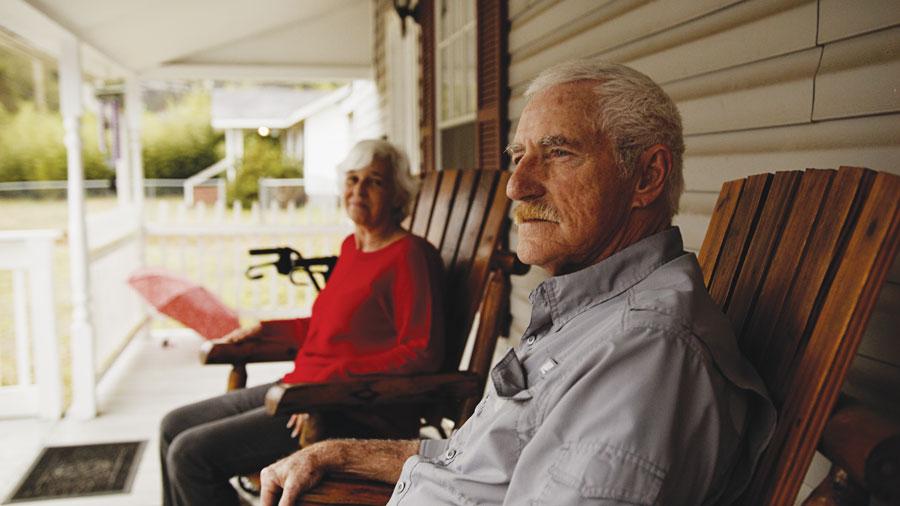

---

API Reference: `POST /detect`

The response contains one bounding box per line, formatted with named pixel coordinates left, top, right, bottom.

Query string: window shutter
left=418, top=0, right=437, bottom=173
left=475, top=0, right=509, bottom=171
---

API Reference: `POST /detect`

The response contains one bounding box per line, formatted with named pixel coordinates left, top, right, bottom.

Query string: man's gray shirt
left=387, top=228, right=776, bottom=505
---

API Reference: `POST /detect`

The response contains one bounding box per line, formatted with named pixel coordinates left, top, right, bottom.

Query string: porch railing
left=86, top=206, right=147, bottom=376
left=183, top=158, right=234, bottom=207
left=144, top=199, right=350, bottom=324
left=0, top=230, right=63, bottom=419
left=0, top=197, right=347, bottom=419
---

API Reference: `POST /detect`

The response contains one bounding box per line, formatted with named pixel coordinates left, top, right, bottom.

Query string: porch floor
left=0, top=332, right=292, bottom=505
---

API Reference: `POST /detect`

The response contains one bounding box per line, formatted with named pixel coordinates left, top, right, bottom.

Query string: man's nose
left=506, top=154, right=543, bottom=202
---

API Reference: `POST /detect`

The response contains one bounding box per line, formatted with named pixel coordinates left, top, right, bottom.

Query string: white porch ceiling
left=1, top=0, right=374, bottom=82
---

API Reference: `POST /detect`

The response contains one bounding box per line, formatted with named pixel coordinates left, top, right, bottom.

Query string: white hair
left=336, top=139, right=419, bottom=221
left=525, top=59, right=685, bottom=217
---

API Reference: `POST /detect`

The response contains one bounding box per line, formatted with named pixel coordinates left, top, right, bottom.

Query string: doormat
left=5, top=441, right=146, bottom=503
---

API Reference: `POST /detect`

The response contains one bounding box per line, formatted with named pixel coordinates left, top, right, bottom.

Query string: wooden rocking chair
left=278, top=166, right=898, bottom=506
left=201, top=169, right=525, bottom=496
left=700, top=166, right=899, bottom=505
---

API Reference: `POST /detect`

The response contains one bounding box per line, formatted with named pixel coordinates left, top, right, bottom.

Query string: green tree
left=0, top=103, right=110, bottom=182
left=142, top=90, right=223, bottom=179
left=228, top=134, right=303, bottom=208
left=0, top=46, right=59, bottom=114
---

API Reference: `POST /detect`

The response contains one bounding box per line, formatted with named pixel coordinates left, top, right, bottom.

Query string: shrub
left=228, top=134, right=303, bottom=208
left=141, top=91, right=223, bottom=179
left=0, top=102, right=111, bottom=182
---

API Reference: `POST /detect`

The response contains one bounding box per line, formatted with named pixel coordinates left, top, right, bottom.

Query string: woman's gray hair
left=336, top=139, right=419, bottom=221
left=525, top=60, right=685, bottom=217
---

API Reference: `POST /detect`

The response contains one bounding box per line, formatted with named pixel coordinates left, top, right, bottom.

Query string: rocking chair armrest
left=294, top=472, right=394, bottom=505
left=819, top=402, right=900, bottom=501
left=200, top=336, right=299, bottom=365
left=265, top=371, right=481, bottom=416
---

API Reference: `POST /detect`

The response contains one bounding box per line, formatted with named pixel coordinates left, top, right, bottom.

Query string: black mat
left=5, top=441, right=146, bottom=503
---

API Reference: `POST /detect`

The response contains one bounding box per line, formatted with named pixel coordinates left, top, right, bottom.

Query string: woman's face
left=343, top=157, right=398, bottom=230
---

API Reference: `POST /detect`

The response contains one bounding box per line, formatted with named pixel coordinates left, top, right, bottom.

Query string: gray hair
left=525, top=60, right=685, bottom=217
left=336, top=139, right=419, bottom=221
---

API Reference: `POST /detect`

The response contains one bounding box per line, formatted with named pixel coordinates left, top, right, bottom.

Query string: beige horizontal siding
left=813, top=26, right=900, bottom=120
left=818, top=0, right=900, bottom=43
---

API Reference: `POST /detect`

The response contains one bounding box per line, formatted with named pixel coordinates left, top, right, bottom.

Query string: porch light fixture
left=258, top=126, right=271, bottom=137
left=393, top=0, right=420, bottom=37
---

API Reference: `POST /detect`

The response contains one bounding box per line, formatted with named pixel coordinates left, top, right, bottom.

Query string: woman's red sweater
left=274, top=234, right=445, bottom=383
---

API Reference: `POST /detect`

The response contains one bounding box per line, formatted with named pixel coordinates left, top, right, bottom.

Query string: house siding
left=374, top=0, right=391, bottom=137
left=506, top=0, right=900, bottom=502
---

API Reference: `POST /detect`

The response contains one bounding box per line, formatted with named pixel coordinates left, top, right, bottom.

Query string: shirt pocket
left=448, top=387, right=533, bottom=481
left=543, top=442, right=665, bottom=505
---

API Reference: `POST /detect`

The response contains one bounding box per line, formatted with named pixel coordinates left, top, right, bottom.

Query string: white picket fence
left=144, top=198, right=350, bottom=325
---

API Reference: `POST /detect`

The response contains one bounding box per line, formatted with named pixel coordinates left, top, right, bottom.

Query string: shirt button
left=395, top=481, right=407, bottom=493
left=444, top=448, right=457, bottom=462
left=526, top=336, right=536, bottom=346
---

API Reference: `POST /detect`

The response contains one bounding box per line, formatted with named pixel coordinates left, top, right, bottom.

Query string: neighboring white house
left=210, top=80, right=382, bottom=203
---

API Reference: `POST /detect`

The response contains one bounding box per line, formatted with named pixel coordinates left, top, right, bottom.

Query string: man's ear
left=631, top=144, right=672, bottom=209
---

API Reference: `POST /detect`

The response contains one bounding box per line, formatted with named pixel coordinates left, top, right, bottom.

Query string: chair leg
left=802, top=464, right=868, bottom=506
left=228, top=363, right=248, bottom=391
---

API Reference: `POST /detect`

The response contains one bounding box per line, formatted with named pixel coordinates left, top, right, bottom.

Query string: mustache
left=513, top=202, right=561, bottom=224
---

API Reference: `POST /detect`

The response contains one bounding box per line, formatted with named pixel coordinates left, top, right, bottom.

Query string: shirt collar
left=526, top=227, right=685, bottom=334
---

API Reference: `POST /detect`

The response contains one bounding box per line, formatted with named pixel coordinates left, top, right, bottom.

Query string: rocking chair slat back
left=407, top=169, right=510, bottom=375
left=697, top=166, right=899, bottom=505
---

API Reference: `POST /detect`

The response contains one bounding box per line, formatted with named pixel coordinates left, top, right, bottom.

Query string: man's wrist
left=306, top=440, right=345, bottom=472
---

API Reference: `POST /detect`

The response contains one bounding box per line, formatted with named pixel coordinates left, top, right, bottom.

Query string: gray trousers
left=159, top=383, right=296, bottom=506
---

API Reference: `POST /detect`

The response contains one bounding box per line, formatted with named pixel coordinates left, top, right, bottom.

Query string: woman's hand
left=220, top=323, right=262, bottom=343
left=286, top=413, right=309, bottom=439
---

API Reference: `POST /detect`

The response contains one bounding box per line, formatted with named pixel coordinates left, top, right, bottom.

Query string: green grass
left=0, top=194, right=120, bottom=230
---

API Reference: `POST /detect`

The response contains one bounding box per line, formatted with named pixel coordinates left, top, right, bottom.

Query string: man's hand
left=259, top=439, right=420, bottom=505
left=220, top=323, right=262, bottom=343
left=260, top=446, right=326, bottom=506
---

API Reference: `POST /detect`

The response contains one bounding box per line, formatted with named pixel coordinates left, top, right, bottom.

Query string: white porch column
left=114, top=97, right=132, bottom=206
left=126, top=78, right=145, bottom=212
left=125, top=78, right=146, bottom=270
left=60, top=34, right=97, bottom=419
left=225, top=128, right=244, bottom=181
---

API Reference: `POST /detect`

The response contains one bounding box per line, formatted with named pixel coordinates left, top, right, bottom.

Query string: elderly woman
left=159, top=140, right=445, bottom=506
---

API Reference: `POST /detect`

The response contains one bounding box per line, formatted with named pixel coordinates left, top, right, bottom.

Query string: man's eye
left=549, top=148, right=570, bottom=158
left=510, top=154, right=523, bottom=166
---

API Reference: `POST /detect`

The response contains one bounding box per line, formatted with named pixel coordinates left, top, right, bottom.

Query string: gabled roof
left=211, top=86, right=350, bottom=130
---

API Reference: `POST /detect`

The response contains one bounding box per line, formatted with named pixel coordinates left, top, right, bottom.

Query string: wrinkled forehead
left=513, top=82, right=601, bottom=145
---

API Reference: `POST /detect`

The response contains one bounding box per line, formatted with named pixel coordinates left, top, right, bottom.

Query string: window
left=436, top=0, right=476, bottom=170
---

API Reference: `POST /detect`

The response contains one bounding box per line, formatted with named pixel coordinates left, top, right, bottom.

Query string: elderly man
left=260, top=60, right=776, bottom=506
